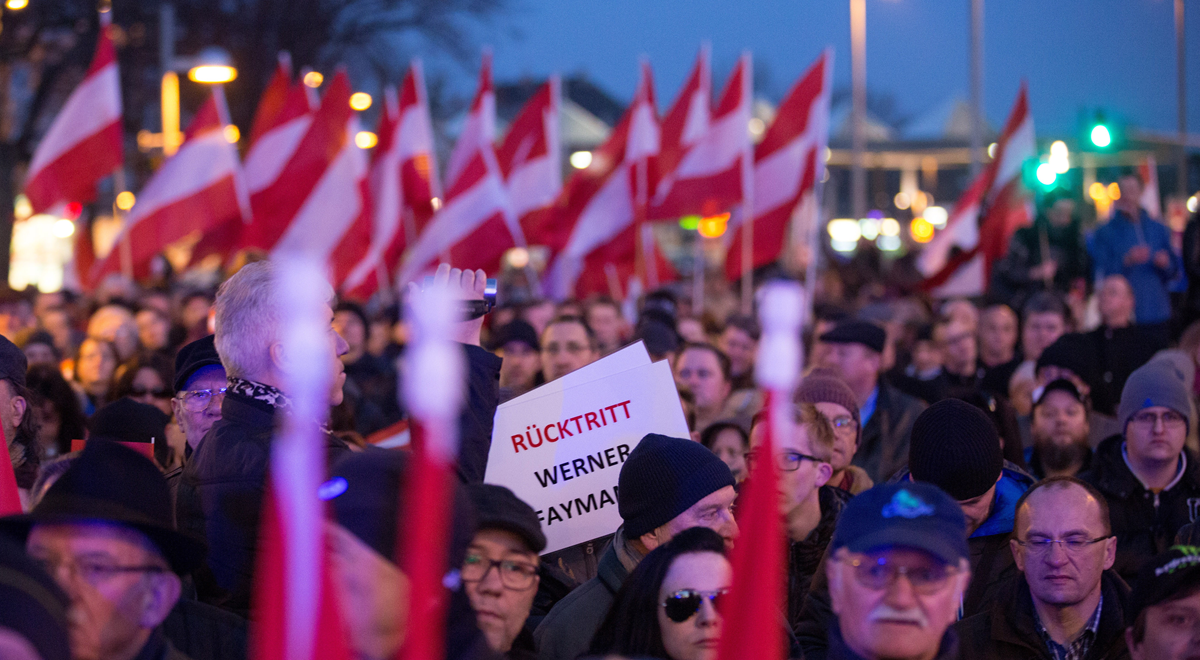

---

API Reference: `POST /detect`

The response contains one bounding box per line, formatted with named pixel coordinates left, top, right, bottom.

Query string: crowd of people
left=2, top=174, right=1200, bottom=660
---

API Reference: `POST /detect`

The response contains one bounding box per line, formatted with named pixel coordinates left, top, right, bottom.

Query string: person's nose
left=695, top=598, right=720, bottom=628
left=477, top=562, right=505, bottom=596
left=883, top=571, right=920, bottom=610
left=1044, top=541, right=1071, bottom=566
left=334, top=331, right=350, bottom=357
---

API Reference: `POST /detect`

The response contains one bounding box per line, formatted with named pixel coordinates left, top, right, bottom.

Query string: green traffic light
left=1090, top=124, right=1112, bottom=148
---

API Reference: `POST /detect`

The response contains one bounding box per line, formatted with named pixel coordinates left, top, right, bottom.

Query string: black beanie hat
left=1036, top=333, right=1099, bottom=392
left=618, top=433, right=735, bottom=538
left=909, top=398, right=1004, bottom=501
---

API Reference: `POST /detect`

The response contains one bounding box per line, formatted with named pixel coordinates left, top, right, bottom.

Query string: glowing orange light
left=910, top=217, right=935, bottom=243
left=1108, top=182, right=1121, bottom=200
left=697, top=213, right=730, bottom=238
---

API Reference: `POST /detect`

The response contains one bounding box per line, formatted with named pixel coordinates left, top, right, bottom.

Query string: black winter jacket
left=954, top=571, right=1131, bottom=660
left=174, top=390, right=351, bottom=616
left=853, top=382, right=925, bottom=483
left=1080, top=435, right=1200, bottom=583
left=787, top=486, right=851, bottom=631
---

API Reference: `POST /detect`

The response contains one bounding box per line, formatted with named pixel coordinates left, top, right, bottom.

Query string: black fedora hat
left=0, top=440, right=206, bottom=574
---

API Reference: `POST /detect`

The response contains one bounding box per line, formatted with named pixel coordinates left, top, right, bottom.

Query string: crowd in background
left=2, top=174, right=1200, bottom=659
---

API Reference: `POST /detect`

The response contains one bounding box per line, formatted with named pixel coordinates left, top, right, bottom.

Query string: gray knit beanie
left=1119, top=360, right=1193, bottom=432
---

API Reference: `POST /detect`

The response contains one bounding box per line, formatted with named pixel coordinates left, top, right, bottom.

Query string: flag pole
left=692, top=232, right=705, bottom=314
left=113, top=168, right=133, bottom=279
left=803, top=50, right=834, bottom=326
left=739, top=53, right=755, bottom=315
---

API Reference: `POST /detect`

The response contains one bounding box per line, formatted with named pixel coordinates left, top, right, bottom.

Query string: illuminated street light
left=349, top=92, right=372, bottom=111
left=910, top=217, right=935, bottom=243
left=355, top=131, right=378, bottom=149
left=1189, top=194, right=1198, bottom=214
left=569, top=150, right=593, bottom=169
left=1090, top=124, right=1112, bottom=148
left=303, top=71, right=324, bottom=88
left=115, top=191, right=136, bottom=211
left=828, top=218, right=861, bottom=252
left=53, top=219, right=75, bottom=238
left=187, top=47, right=238, bottom=84
left=5, top=0, right=29, bottom=10
left=924, top=206, right=949, bottom=229
left=698, top=213, right=729, bottom=238
left=223, top=125, right=240, bottom=144
left=1049, top=140, right=1070, bottom=174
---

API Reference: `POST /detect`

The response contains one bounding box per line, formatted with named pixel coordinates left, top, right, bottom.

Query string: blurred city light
left=355, top=131, right=378, bottom=149
left=877, top=235, right=902, bottom=251
left=1035, top=163, right=1057, bottom=186
left=828, top=219, right=861, bottom=252
left=910, top=217, right=935, bottom=243
left=5, top=0, right=29, bottom=10
left=697, top=213, right=730, bottom=238
left=748, top=118, right=765, bottom=137
left=893, top=192, right=911, bottom=210
left=1089, top=182, right=1108, bottom=201
left=303, top=71, right=324, bottom=88
left=223, top=125, right=240, bottom=143
left=1188, top=194, right=1198, bottom=214
left=924, top=205, right=948, bottom=228
left=679, top=215, right=700, bottom=231
left=859, top=217, right=880, bottom=240
left=880, top=217, right=900, bottom=237
left=987, top=142, right=997, bottom=159
left=507, top=247, right=530, bottom=269
left=1090, top=124, right=1112, bottom=148
left=349, top=92, right=372, bottom=111
left=1107, top=182, right=1121, bottom=200
left=53, top=219, right=75, bottom=238
left=1049, top=140, right=1070, bottom=174
left=569, top=150, right=593, bottom=169
left=115, top=191, right=136, bottom=211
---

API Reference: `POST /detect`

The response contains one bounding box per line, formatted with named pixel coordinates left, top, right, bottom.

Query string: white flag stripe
left=27, top=64, right=121, bottom=174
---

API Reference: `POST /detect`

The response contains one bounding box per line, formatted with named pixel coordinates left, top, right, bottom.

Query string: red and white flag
left=190, top=57, right=314, bottom=267
left=397, top=277, right=464, bottom=660
left=399, top=52, right=525, bottom=281
left=342, top=61, right=443, bottom=299
left=241, top=71, right=359, bottom=258
left=650, top=44, right=711, bottom=214
left=650, top=51, right=751, bottom=220
left=541, top=61, right=673, bottom=299
left=725, top=50, right=831, bottom=282
left=498, top=75, right=562, bottom=242
left=91, top=87, right=249, bottom=281
left=24, top=14, right=122, bottom=214
left=918, top=85, right=1035, bottom=297
left=249, top=259, right=350, bottom=660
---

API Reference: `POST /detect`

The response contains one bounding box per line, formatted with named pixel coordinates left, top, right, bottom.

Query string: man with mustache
left=956, top=476, right=1131, bottom=659
left=825, top=482, right=970, bottom=660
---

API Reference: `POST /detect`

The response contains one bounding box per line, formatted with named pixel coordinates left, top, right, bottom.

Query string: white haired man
left=174, top=260, right=351, bottom=616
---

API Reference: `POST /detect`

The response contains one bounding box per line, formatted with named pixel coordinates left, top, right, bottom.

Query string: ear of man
left=139, top=571, right=181, bottom=629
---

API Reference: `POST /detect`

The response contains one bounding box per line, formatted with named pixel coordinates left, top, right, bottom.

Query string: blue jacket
left=1089, top=209, right=1179, bottom=324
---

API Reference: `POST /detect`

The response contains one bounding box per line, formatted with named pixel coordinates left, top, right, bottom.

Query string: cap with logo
left=1128, top=545, right=1200, bottom=625
left=831, top=482, right=968, bottom=565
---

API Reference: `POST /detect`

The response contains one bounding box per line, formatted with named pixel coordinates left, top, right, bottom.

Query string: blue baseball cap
left=831, top=482, right=968, bottom=565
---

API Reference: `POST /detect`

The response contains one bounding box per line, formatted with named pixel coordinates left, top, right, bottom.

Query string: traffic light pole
left=969, top=0, right=984, bottom=178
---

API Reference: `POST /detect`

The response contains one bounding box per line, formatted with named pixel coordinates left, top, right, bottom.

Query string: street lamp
left=158, top=4, right=237, bottom=155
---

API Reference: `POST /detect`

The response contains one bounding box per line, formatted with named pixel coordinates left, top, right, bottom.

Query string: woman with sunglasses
left=588, top=527, right=730, bottom=660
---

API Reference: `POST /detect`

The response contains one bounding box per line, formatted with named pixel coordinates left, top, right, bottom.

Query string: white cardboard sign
left=484, top=358, right=690, bottom=554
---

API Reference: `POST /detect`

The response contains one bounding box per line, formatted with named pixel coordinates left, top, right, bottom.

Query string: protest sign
left=485, top=358, right=690, bottom=553
left=498, top=341, right=650, bottom=410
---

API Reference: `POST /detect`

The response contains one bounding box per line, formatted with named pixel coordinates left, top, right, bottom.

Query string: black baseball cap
left=173, top=335, right=223, bottom=393
left=831, top=482, right=968, bottom=565
left=467, top=484, right=546, bottom=554
left=1129, top=546, right=1200, bottom=625
left=489, top=320, right=540, bottom=353
left=819, top=320, right=887, bottom=354
left=1033, top=378, right=1087, bottom=409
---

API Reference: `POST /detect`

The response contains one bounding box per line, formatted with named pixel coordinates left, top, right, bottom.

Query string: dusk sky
left=463, top=0, right=1199, bottom=138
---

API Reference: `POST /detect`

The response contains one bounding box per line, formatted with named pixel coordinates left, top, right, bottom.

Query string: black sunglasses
left=131, top=386, right=170, bottom=399
left=660, top=588, right=728, bottom=623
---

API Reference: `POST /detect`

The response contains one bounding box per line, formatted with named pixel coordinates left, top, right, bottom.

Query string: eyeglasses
left=830, top=416, right=858, bottom=431
left=745, top=449, right=824, bottom=472
left=1130, top=410, right=1187, bottom=429
left=840, top=555, right=959, bottom=595
left=131, top=386, right=170, bottom=399
left=32, top=556, right=167, bottom=588
left=1014, top=536, right=1111, bottom=555
left=176, top=387, right=227, bottom=413
left=461, top=553, right=538, bottom=590
left=660, top=588, right=728, bottom=623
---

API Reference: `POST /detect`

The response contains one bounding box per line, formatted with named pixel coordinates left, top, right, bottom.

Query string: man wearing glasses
left=170, top=335, right=226, bottom=454
left=956, top=476, right=1130, bottom=659
left=747, top=401, right=848, bottom=628
left=463, top=484, right=545, bottom=659
left=1082, top=359, right=1200, bottom=583
left=1, top=440, right=208, bottom=660
left=825, top=482, right=970, bottom=660
left=539, top=316, right=599, bottom=383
